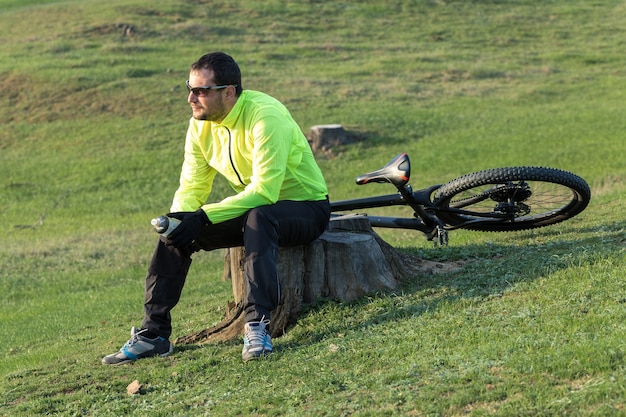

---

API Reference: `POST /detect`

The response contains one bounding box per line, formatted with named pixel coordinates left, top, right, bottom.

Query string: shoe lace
left=123, top=328, right=149, bottom=350
left=245, top=318, right=269, bottom=345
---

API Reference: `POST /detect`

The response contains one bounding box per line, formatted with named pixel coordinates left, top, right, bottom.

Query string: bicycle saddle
left=355, top=153, right=411, bottom=188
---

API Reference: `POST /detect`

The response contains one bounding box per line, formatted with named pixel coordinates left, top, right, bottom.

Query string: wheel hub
left=490, top=182, right=532, bottom=202
left=494, top=201, right=531, bottom=217
left=489, top=182, right=532, bottom=218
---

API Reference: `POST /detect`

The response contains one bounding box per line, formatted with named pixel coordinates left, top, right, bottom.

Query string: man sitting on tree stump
left=102, top=52, right=330, bottom=365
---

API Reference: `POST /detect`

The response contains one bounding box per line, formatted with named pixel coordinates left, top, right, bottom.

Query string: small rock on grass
left=126, top=379, right=143, bottom=395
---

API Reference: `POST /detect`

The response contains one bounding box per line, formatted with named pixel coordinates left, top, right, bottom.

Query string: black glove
left=165, top=209, right=211, bottom=248
left=166, top=211, right=193, bottom=221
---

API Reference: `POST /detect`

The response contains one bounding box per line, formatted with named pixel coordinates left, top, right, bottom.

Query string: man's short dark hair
left=191, top=52, right=243, bottom=95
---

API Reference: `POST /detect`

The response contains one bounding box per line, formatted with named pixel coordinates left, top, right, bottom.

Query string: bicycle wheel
left=432, top=167, right=591, bottom=232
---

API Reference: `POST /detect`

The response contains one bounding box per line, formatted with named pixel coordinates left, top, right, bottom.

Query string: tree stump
left=174, top=215, right=425, bottom=345
left=307, top=124, right=358, bottom=154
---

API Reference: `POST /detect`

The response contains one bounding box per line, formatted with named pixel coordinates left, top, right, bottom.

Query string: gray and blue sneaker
left=242, top=320, right=273, bottom=362
left=102, top=327, right=173, bottom=365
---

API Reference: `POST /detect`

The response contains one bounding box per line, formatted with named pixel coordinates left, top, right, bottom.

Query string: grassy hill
left=1, top=0, right=624, bottom=415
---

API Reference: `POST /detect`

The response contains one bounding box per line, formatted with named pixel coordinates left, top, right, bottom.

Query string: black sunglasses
left=185, top=80, right=236, bottom=97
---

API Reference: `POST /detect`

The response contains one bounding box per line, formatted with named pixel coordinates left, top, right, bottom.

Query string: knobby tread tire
left=433, top=166, right=591, bottom=232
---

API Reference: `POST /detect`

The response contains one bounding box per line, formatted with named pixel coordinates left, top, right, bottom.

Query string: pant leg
left=142, top=217, right=246, bottom=338
left=141, top=241, right=192, bottom=339
left=242, top=199, right=330, bottom=322
left=141, top=198, right=330, bottom=336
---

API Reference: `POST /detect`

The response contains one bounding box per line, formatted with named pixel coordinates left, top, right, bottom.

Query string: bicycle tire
left=432, top=166, right=591, bottom=232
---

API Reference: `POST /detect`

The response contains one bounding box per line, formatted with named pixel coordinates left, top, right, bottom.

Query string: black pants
left=141, top=198, right=330, bottom=339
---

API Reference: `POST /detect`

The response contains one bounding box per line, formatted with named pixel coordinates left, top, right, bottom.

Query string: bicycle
left=330, top=153, right=591, bottom=245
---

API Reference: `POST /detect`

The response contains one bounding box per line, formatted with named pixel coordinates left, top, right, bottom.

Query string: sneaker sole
left=102, top=343, right=174, bottom=365
left=242, top=350, right=273, bottom=362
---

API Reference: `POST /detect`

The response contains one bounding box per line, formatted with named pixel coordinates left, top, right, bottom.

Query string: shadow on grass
left=278, top=228, right=624, bottom=350
left=516, top=220, right=626, bottom=240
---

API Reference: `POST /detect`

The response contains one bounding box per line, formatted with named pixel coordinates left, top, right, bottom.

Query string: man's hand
left=166, top=209, right=211, bottom=248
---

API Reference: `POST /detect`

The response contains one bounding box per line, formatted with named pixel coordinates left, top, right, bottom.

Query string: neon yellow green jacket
left=170, top=90, right=328, bottom=224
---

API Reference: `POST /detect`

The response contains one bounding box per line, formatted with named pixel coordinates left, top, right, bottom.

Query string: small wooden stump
left=174, top=215, right=425, bottom=345
left=307, top=124, right=358, bottom=154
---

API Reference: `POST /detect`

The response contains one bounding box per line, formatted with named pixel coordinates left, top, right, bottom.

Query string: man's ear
left=225, top=85, right=237, bottom=99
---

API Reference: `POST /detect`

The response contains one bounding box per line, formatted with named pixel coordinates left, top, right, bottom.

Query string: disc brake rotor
left=490, top=182, right=532, bottom=202
left=490, top=182, right=532, bottom=218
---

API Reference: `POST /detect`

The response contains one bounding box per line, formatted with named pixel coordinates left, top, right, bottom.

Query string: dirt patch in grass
left=0, top=71, right=163, bottom=124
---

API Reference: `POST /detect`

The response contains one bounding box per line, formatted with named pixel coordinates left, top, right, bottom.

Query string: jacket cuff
left=195, top=208, right=212, bottom=226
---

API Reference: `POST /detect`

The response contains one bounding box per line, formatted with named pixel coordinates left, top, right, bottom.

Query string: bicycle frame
left=331, top=184, right=508, bottom=240
left=330, top=185, right=442, bottom=233
left=328, top=152, right=592, bottom=245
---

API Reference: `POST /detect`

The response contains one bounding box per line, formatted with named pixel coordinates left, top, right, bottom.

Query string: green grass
left=1, top=0, right=625, bottom=415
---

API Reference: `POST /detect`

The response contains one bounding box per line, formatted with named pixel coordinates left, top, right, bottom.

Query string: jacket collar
left=217, top=90, right=248, bottom=129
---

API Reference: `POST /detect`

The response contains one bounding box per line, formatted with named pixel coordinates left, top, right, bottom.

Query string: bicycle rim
left=433, top=166, right=591, bottom=232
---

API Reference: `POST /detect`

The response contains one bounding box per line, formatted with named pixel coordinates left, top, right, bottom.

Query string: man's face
left=187, top=69, right=230, bottom=123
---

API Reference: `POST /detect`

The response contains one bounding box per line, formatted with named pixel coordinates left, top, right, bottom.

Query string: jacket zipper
left=225, top=126, right=245, bottom=186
